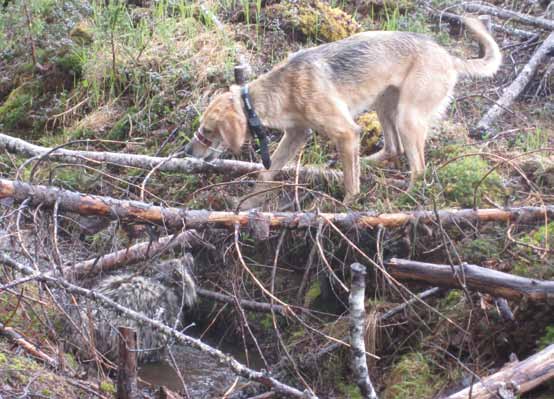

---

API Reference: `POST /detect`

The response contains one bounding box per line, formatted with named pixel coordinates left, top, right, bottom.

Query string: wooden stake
left=117, top=327, right=138, bottom=399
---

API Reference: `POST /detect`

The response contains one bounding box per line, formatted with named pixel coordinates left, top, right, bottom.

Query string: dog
left=184, top=17, right=501, bottom=205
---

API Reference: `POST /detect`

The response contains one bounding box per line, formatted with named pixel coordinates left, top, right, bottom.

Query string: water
left=139, top=339, right=263, bottom=397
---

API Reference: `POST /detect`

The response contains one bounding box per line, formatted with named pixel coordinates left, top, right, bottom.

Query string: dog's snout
left=183, top=142, right=194, bottom=157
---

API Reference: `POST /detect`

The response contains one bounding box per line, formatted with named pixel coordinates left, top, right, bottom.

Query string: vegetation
left=0, top=0, right=553, bottom=397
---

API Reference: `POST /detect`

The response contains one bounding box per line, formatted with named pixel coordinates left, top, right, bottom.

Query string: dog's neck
left=231, top=75, right=288, bottom=131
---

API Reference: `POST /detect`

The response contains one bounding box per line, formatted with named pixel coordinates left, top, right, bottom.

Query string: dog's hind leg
left=396, top=108, right=428, bottom=185
left=240, top=128, right=310, bottom=209
left=367, top=87, right=402, bottom=164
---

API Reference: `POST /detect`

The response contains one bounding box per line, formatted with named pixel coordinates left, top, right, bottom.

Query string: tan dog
left=184, top=17, right=501, bottom=205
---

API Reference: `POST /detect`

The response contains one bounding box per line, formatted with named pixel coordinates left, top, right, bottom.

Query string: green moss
left=538, top=326, right=554, bottom=349
left=267, top=0, right=360, bottom=42
left=260, top=314, right=274, bottom=330
left=459, top=238, right=501, bottom=264
left=438, top=156, right=504, bottom=208
left=513, top=222, right=554, bottom=279
left=99, top=380, right=116, bottom=394
left=337, top=382, right=363, bottom=399
left=0, top=81, right=40, bottom=131
left=384, top=352, right=440, bottom=399
left=303, top=280, right=321, bottom=308
left=54, top=51, right=84, bottom=79
left=0, top=352, right=7, bottom=365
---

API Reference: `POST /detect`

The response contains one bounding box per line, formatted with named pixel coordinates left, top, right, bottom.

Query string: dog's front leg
left=335, top=129, right=361, bottom=204
left=240, top=128, right=311, bottom=209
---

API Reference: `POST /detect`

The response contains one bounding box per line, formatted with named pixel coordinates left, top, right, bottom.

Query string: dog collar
left=194, top=129, right=213, bottom=147
left=193, top=129, right=224, bottom=154
left=241, top=86, right=272, bottom=169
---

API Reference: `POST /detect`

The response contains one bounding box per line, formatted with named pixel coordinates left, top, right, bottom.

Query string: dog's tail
left=453, top=17, right=502, bottom=78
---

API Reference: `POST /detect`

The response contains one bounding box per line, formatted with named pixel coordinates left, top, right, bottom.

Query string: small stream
left=139, top=338, right=263, bottom=397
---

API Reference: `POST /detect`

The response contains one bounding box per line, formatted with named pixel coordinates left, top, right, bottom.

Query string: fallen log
left=1, top=178, right=553, bottom=231
left=67, top=230, right=207, bottom=279
left=461, top=3, right=554, bottom=31
left=475, top=32, right=554, bottom=136
left=0, top=133, right=340, bottom=185
left=0, top=321, right=58, bottom=368
left=446, top=344, right=554, bottom=399
left=386, top=258, right=554, bottom=302
left=0, top=253, right=318, bottom=399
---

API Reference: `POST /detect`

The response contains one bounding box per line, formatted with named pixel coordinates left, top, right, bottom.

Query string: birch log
left=446, top=344, right=554, bottom=399
left=386, top=258, right=554, bottom=301
left=1, top=178, right=553, bottom=231
left=475, top=32, right=554, bottom=135
left=461, top=4, right=554, bottom=30
left=349, top=263, right=378, bottom=399
left=0, top=133, right=340, bottom=184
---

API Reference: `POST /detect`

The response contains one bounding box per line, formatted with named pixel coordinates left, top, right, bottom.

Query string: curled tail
left=454, top=17, right=502, bottom=78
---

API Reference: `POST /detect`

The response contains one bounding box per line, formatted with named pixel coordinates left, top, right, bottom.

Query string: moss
left=54, top=51, right=84, bottom=79
left=437, top=155, right=504, bottom=208
left=70, top=20, right=94, bottom=45
left=538, top=326, right=554, bottom=349
left=459, top=238, right=501, bottom=264
left=260, top=314, right=274, bottom=330
left=513, top=222, right=554, bottom=279
left=0, top=352, right=7, bottom=365
left=356, top=111, right=382, bottom=156
left=303, top=280, right=321, bottom=308
left=0, top=81, right=40, bottom=131
left=266, top=0, right=361, bottom=42
left=99, top=379, right=116, bottom=394
left=383, top=352, right=440, bottom=399
left=337, top=382, right=363, bottom=399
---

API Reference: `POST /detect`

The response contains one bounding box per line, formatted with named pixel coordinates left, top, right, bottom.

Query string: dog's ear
left=218, top=111, right=247, bottom=154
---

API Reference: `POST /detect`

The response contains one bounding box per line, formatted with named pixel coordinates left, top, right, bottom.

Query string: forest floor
left=1, top=0, right=554, bottom=398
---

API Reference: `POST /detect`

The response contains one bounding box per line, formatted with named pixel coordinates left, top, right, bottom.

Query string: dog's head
left=184, top=89, right=248, bottom=162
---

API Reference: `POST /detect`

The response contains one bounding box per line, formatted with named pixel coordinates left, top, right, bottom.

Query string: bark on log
left=67, top=230, right=206, bottom=279
left=461, top=3, right=554, bottom=30
left=0, top=133, right=340, bottom=185
left=475, top=32, right=554, bottom=136
left=1, top=178, right=553, bottom=231
left=117, top=327, right=139, bottom=399
left=349, top=263, right=378, bottom=399
left=386, top=258, right=554, bottom=302
left=0, top=253, right=317, bottom=399
left=0, top=321, right=58, bottom=368
left=446, top=344, right=554, bottom=398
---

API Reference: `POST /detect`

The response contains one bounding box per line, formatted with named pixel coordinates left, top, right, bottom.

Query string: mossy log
left=0, top=133, right=341, bottom=185
left=386, top=258, right=554, bottom=302
left=1, top=178, right=554, bottom=232
left=446, top=344, right=554, bottom=398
